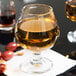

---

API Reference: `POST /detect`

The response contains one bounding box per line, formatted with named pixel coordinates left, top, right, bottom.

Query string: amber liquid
left=65, top=1, right=76, bottom=21
left=15, top=18, right=59, bottom=51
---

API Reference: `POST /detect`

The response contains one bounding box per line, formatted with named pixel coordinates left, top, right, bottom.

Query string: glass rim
left=21, top=3, right=53, bottom=16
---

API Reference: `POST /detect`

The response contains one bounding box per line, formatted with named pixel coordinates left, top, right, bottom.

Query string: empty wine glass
left=15, top=4, right=60, bottom=74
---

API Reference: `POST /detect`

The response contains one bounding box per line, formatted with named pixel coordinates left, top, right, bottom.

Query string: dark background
left=0, top=0, right=76, bottom=56
left=14, top=0, right=76, bottom=56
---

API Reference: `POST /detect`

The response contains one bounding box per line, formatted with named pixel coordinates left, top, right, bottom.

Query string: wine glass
left=15, top=4, right=60, bottom=74
left=0, top=0, right=16, bottom=45
left=65, top=0, right=76, bottom=43
left=65, top=0, right=76, bottom=59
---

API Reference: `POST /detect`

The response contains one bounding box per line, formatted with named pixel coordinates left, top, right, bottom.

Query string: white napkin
left=4, top=49, right=76, bottom=76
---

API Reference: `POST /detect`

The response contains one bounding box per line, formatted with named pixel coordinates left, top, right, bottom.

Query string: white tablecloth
left=4, top=49, right=76, bottom=76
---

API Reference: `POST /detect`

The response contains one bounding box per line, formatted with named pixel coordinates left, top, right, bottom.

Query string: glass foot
left=20, top=58, right=53, bottom=74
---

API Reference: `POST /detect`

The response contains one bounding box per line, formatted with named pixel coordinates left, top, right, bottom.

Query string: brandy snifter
left=15, top=4, right=60, bottom=74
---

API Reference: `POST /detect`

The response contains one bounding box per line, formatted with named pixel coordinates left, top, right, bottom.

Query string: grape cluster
left=0, top=42, right=23, bottom=74
left=0, top=42, right=18, bottom=61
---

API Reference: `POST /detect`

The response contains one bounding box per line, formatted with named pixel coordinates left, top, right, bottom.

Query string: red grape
left=0, top=64, right=6, bottom=74
left=2, top=50, right=14, bottom=61
left=0, top=51, right=2, bottom=59
left=5, top=42, right=17, bottom=51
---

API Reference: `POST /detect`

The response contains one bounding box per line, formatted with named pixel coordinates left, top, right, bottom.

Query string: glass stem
left=30, top=52, right=42, bottom=65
